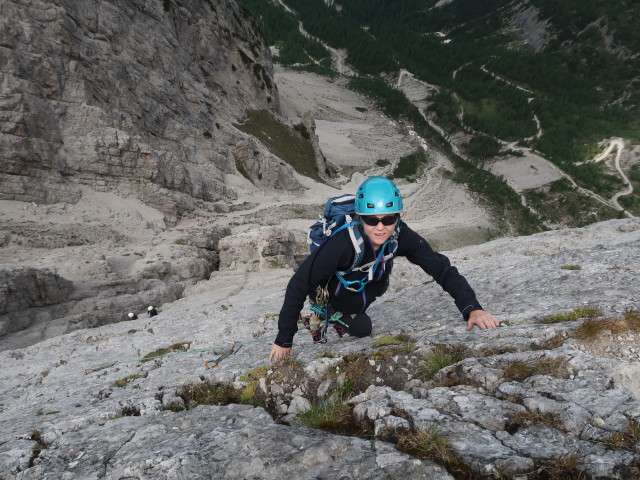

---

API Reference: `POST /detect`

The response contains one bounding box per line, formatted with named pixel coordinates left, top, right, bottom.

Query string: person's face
left=360, top=214, right=398, bottom=249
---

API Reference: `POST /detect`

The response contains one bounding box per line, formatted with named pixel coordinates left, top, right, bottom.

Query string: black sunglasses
left=360, top=214, right=399, bottom=226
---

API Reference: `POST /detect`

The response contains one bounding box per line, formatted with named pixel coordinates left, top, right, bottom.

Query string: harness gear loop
left=204, top=342, right=243, bottom=369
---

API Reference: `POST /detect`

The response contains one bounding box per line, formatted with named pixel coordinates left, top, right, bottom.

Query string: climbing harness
left=204, top=342, right=243, bottom=369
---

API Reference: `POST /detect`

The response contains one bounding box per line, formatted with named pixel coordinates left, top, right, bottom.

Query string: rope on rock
left=82, top=313, right=350, bottom=375
left=83, top=333, right=276, bottom=375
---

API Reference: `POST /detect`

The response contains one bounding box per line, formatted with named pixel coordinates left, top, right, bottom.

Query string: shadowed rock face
left=0, top=219, right=638, bottom=479
left=0, top=0, right=300, bottom=223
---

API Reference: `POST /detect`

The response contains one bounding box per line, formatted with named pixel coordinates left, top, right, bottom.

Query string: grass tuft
left=297, top=381, right=363, bottom=435
left=542, top=454, right=588, bottom=480
left=544, top=306, right=603, bottom=324
left=510, top=410, right=562, bottom=430
left=396, top=427, right=473, bottom=476
left=420, top=345, right=463, bottom=381
left=574, top=309, right=640, bottom=341
left=178, top=383, right=241, bottom=407
left=504, top=357, right=570, bottom=382
left=602, top=419, right=640, bottom=451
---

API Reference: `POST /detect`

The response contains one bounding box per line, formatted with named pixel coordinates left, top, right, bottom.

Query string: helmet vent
left=386, top=202, right=393, bottom=207
left=366, top=203, right=374, bottom=208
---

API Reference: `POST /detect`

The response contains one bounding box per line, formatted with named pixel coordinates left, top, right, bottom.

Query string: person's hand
left=467, top=310, right=500, bottom=331
left=269, top=344, right=293, bottom=361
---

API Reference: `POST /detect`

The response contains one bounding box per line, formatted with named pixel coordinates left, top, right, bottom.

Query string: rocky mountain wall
left=0, top=218, right=638, bottom=479
left=0, top=0, right=303, bottom=224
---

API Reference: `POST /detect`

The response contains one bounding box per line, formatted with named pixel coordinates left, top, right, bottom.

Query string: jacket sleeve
left=275, top=232, right=354, bottom=347
left=398, top=224, right=482, bottom=321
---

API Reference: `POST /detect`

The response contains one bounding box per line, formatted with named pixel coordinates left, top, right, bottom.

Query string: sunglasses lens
left=362, top=215, right=398, bottom=226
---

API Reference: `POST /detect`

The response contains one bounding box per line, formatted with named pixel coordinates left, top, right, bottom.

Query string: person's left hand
left=467, top=310, right=500, bottom=331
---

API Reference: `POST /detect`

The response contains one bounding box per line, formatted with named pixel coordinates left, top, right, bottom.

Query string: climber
left=127, top=312, right=138, bottom=320
left=147, top=306, right=158, bottom=317
left=269, top=176, right=499, bottom=361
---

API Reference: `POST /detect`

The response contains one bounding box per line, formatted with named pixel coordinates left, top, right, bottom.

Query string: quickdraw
left=204, top=342, right=243, bottom=369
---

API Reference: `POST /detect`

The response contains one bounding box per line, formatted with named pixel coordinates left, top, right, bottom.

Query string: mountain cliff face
left=0, top=218, right=638, bottom=479
left=0, top=0, right=303, bottom=224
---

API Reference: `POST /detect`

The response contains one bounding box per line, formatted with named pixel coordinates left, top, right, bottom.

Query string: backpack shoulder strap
left=331, top=220, right=364, bottom=274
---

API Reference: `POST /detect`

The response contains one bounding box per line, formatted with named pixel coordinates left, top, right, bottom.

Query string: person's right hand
left=269, top=344, right=293, bottom=362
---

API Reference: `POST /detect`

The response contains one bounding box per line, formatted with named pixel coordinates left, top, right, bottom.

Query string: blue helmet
left=355, top=177, right=403, bottom=215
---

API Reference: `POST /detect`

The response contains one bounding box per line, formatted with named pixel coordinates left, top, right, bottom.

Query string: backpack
left=307, top=194, right=365, bottom=275
left=307, top=194, right=400, bottom=294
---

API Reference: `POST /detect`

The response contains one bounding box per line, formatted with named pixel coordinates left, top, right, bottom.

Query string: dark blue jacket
left=275, top=222, right=482, bottom=347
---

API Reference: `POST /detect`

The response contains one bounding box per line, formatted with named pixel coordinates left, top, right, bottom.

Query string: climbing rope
left=82, top=309, right=350, bottom=374
left=83, top=334, right=275, bottom=375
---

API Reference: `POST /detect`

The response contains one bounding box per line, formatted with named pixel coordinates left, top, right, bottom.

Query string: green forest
left=236, top=0, right=639, bottom=215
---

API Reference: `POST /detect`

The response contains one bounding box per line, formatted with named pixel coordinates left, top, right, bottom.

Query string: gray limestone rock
left=0, top=216, right=639, bottom=479
left=0, top=0, right=300, bottom=222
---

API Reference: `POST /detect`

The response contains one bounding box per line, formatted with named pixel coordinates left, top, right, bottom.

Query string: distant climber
left=127, top=312, right=138, bottom=320
left=269, top=176, right=500, bottom=362
left=147, top=306, right=158, bottom=317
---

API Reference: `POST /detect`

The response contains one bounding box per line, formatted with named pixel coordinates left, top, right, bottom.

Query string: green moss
left=545, top=306, right=602, bottom=323
left=372, top=334, right=413, bottom=348
left=561, top=264, right=582, bottom=270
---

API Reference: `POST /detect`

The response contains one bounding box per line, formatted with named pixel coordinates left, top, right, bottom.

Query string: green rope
left=83, top=311, right=350, bottom=374
left=83, top=333, right=278, bottom=374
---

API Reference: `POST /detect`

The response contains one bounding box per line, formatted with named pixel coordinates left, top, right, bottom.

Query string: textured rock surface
left=0, top=219, right=638, bottom=479
left=0, top=0, right=297, bottom=223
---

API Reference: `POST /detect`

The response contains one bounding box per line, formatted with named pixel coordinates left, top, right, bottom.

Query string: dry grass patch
left=537, top=454, right=588, bottom=480
left=574, top=309, right=640, bottom=341
left=504, top=357, right=570, bottom=382
left=396, top=427, right=473, bottom=477
left=510, top=410, right=562, bottom=430
left=533, top=333, right=566, bottom=350
left=178, top=383, right=241, bottom=408
left=602, top=419, right=640, bottom=451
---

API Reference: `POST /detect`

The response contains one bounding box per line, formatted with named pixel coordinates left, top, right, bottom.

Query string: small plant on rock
left=114, top=373, right=144, bottom=388
left=510, top=410, right=562, bottom=430
left=574, top=309, right=640, bottom=341
left=560, top=264, right=582, bottom=270
left=541, top=454, right=588, bottom=480
left=178, top=383, right=241, bottom=408
left=396, top=427, right=471, bottom=476
left=297, top=380, right=361, bottom=435
left=544, top=306, right=602, bottom=323
left=420, top=345, right=464, bottom=381
left=239, top=366, right=269, bottom=406
left=371, top=333, right=415, bottom=358
left=504, top=357, right=570, bottom=382
left=602, top=419, right=640, bottom=451
left=141, top=342, right=191, bottom=362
